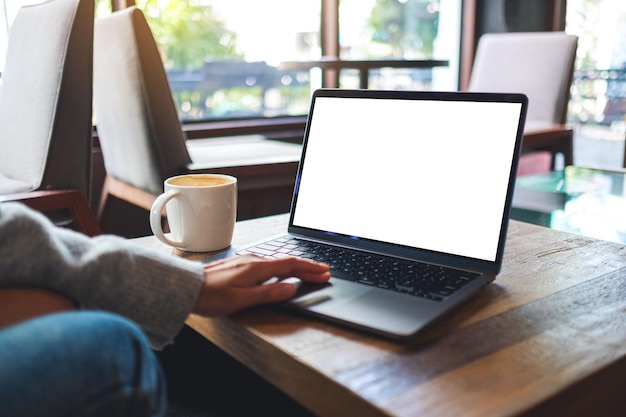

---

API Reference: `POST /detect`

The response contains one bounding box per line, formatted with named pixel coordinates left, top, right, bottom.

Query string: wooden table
left=278, top=58, right=449, bottom=89
left=134, top=214, right=626, bottom=417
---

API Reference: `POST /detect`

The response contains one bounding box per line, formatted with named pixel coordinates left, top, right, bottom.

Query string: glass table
left=512, top=166, right=626, bottom=244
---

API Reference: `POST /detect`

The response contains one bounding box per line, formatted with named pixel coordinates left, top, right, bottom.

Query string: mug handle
left=149, top=190, right=187, bottom=249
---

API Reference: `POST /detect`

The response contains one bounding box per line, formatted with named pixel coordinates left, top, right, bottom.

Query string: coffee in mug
left=150, top=174, right=237, bottom=252
left=168, top=175, right=233, bottom=187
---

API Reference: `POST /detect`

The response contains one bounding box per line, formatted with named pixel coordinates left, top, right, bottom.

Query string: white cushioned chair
left=468, top=32, right=578, bottom=174
left=93, top=6, right=302, bottom=232
left=469, top=31, right=578, bottom=126
left=0, top=0, right=99, bottom=236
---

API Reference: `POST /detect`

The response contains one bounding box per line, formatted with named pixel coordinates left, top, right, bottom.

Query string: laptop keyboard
left=237, top=237, right=481, bottom=302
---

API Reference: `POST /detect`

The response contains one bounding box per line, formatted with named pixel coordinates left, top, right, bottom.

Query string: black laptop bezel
left=287, top=88, right=528, bottom=275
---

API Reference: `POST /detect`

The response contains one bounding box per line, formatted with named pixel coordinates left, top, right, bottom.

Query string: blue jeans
left=0, top=311, right=167, bottom=417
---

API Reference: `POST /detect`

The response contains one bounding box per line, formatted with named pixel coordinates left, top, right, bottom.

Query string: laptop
left=205, top=88, right=528, bottom=341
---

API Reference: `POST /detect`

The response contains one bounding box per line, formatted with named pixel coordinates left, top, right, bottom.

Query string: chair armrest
left=0, top=288, right=77, bottom=330
left=0, top=189, right=101, bottom=237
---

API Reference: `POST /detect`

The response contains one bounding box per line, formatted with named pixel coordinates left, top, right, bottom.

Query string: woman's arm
left=0, top=202, right=204, bottom=348
left=0, top=202, right=330, bottom=349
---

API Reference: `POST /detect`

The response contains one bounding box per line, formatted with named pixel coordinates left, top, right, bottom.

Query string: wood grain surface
left=134, top=214, right=626, bottom=417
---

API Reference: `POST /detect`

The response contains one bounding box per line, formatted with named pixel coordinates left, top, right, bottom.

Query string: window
left=2, top=0, right=461, bottom=127
left=566, top=0, right=626, bottom=141
left=130, top=0, right=460, bottom=122
left=133, top=0, right=321, bottom=121
left=338, top=0, right=460, bottom=91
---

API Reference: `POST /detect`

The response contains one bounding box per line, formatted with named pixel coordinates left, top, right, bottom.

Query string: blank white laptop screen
left=292, top=96, right=522, bottom=262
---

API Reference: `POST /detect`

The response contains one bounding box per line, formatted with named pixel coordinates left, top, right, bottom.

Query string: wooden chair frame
left=1, top=190, right=101, bottom=237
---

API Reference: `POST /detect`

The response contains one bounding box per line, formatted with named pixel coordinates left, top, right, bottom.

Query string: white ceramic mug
left=150, top=174, right=237, bottom=252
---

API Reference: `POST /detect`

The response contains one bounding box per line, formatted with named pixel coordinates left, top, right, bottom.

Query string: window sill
left=182, top=115, right=308, bottom=143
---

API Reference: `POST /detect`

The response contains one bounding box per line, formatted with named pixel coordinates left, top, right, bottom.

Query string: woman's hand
left=193, top=255, right=331, bottom=316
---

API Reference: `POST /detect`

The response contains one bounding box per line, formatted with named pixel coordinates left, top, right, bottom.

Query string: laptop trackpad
left=289, top=278, right=370, bottom=309
left=288, top=278, right=437, bottom=337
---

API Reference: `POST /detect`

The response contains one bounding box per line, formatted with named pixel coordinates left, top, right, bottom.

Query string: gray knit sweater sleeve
left=0, top=202, right=205, bottom=349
